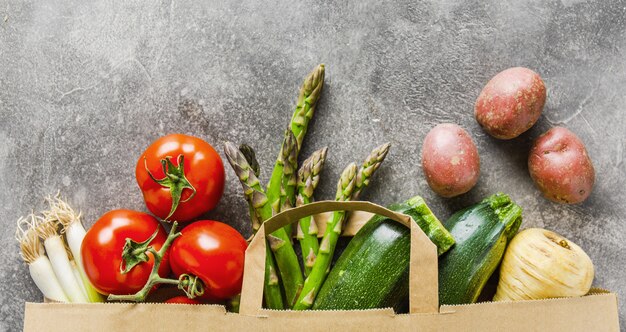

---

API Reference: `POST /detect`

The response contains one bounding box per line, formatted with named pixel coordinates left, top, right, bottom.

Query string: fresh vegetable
left=439, top=193, right=522, bottom=305
left=16, top=215, right=69, bottom=302
left=265, top=64, right=325, bottom=237
left=494, top=228, right=594, bottom=301
left=43, top=196, right=103, bottom=302
left=136, top=134, right=225, bottom=222
left=107, top=222, right=205, bottom=302
left=34, top=214, right=88, bottom=303
left=265, top=64, right=325, bottom=216
left=81, top=209, right=170, bottom=295
left=293, top=143, right=390, bottom=310
left=474, top=67, right=546, bottom=139
left=421, top=123, right=480, bottom=197
left=313, top=196, right=455, bottom=311
left=169, top=220, right=248, bottom=300
left=296, top=147, right=328, bottom=276
left=528, top=127, right=595, bottom=204
left=165, top=296, right=201, bottom=304
left=223, top=142, right=290, bottom=309
left=289, top=64, right=325, bottom=151
left=351, top=143, right=391, bottom=200
left=274, top=130, right=299, bottom=238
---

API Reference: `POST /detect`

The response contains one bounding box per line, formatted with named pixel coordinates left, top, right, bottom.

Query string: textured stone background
left=1, top=0, right=625, bottom=330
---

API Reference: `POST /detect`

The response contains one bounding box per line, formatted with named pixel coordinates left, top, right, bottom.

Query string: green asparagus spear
left=224, top=142, right=305, bottom=308
left=266, top=64, right=326, bottom=222
left=223, top=142, right=283, bottom=309
left=278, top=130, right=298, bottom=238
left=263, top=244, right=284, bottom=309
left=292, top=144, right=391, bottom=310
left=224, top=142, right=272, bottom=230
left=351, top=143, right=391, bottom=200
left=239, top=144, right=260, bottom=178
left=264, top=131, right=305, bottom=305
left=291, top=64, right=325, bottom=151
left=295, top=147, right=328, bottom=276
left=263, top=65, right=324, bottom=303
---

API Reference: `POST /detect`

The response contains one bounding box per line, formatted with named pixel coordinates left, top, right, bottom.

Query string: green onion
left=34, top=215, right=88, bottom=303
left=16, top=215, right=68, bottom=302
left=44, top=195, right=103, bottom=302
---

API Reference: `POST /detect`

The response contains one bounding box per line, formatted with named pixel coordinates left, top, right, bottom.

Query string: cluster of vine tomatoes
left=80, top=134, right=247, bottom=303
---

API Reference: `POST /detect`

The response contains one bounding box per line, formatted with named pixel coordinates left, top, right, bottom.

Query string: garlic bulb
left=494, top=228, right=594, bottom=301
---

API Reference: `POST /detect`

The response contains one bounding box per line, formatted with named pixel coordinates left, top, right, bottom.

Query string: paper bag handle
left=238, top=200, right=439, bottom=315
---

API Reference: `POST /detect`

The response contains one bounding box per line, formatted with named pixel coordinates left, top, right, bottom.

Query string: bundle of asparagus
left=224, top=64, right=390, bottom=310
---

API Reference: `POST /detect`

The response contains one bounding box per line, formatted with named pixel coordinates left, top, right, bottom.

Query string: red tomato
left=169, top=220, right=247, bottom=300
left=165, top=296, right=201, bottom=304
left=136, top=134, right=225, bottom=222
left=81, top=210, right=170, bottom=295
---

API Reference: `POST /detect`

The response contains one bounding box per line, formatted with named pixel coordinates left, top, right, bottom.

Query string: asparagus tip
left=223, top=141, right=238, bottom=159
left=319, top=146, right=328, bottom=159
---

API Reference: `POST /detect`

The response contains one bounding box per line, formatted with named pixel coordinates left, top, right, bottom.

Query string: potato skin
left=528, top=127, right=595, bottom=204
left=475, top=67, right=546, bottom=139
left=421, top=123, right=480, bottom=197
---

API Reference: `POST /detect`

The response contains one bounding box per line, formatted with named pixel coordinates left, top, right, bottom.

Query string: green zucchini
left=312, top=196, right=454, bottom=311
left=438, top=193, right=522, bottom=305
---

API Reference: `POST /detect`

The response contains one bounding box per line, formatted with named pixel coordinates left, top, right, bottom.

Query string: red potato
left=475, top=67, right=546, bottom=139
left=421, top=123, right=480, bottom=197
left=528, top=127, right=595, bottom=204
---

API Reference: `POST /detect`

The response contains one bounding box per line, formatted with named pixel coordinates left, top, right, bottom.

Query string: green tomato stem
left=144, top=155, right=197, bottom=220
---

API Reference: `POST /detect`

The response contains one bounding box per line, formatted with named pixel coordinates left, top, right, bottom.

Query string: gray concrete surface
left=1, top=0, right=625, bottom=330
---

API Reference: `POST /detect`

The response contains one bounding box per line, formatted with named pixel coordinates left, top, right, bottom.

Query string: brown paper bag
left=24, top=201, right=620, bottom=331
